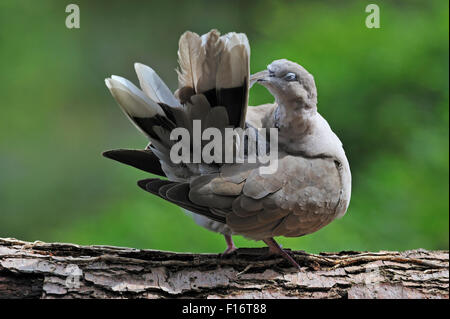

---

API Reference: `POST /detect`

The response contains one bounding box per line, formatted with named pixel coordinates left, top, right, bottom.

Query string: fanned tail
left=104, top=29, right=251, bottom=180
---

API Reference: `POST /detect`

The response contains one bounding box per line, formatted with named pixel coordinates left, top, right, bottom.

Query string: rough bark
left=0, top=237, right=448, bottom=299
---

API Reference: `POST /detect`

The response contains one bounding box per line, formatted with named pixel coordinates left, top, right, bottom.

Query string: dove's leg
left=221, top=234, right=237, bottom=255
left=263, top=238, right=301, bottom=270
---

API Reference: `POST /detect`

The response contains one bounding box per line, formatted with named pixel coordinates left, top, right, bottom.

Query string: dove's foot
left=220, top=234, right=237, bottom=256
left=263, top=238, right=301, bottom=270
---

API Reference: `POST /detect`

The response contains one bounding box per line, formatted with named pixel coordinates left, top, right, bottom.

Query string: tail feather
left=216, top=34, right=249, bottom=128
left=196, top=30, right=224, bottom=93
left=103, top=149, right=166, bottom=177
left=134, top=63, right=180, bottom=107
left=105, top=76, right=176, bottom=144
left=216, top=33, right=249, bottom=89
left=176, top=31, right=202, bottom=93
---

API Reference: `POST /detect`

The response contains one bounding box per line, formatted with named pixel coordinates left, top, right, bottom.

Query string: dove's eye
left=283, top=72, right=297, bottom=81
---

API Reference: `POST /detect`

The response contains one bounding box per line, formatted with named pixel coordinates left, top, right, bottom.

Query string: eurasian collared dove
left=103, top=30, right=351, bottom=269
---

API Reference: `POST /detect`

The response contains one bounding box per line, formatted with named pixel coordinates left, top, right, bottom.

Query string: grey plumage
left=103, top=30, right=351, bottom=268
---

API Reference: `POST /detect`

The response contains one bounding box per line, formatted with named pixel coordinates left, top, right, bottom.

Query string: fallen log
left=0, top=238, right=448, bottom=299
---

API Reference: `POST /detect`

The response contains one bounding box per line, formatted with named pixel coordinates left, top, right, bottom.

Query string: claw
left=263, top=238, right=301, bottom=270
left=220, top=234, right=237, bottom=256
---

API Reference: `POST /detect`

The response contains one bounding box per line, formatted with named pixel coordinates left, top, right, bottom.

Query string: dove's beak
left=249, top=70, right=271, bottom=88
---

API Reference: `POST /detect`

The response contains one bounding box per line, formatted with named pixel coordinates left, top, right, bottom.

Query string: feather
left=216, top=33, right=249, bottom=128
left=134, top=63, right=180, bottom=107
left=196, top=30, right=224, bottom=93
left=210, top=177, right=244, bottom=196
left=217, top=38, right=248, bottom=89
left=105, top=76, right=175, bottom=141
left=220, top=162, right=256, bottom=184
left=176, top=31, right=202, bottom=92
left=242, top=168, right=283, bottom=199
left=141, top=179, right=173, bottom=195
left=105, top=75, right=178, bottom=149
left=158, top=183, right=177, bottom=199
left=103, top=149, right=166, bottom=177
left=166, top=183, right=222, bottom=221
left=106, top=76, right=163, bottom=117
left=189, top=177, right=236, bottom=209
left=203, top=106, right=229, bottom=131
left=138, top=178, right=226, bottom=224
left=137, top=178, right=162, bottom=193
left=186, top=94, right=211, bottom=121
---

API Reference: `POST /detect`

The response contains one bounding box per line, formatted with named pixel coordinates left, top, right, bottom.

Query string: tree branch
left=0, top=238, right=448, bottom=299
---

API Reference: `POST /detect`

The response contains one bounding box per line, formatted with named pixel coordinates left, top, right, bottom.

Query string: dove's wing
left=138, top=154, right=345, bottom=240
left=137, top=178, right=226, bottom=224
left=224, top=155, right=343, bottom=239
left=195, top=155, right=343, bottom=240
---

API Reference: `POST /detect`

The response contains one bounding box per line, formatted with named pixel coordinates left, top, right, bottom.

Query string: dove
left=103, top=30, right=351, bottom=269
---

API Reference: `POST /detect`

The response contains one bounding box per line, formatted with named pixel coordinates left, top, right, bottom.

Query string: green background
left=0, top=0, right=448, bottom=253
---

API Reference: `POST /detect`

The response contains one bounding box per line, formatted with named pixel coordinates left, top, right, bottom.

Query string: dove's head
left=253, top=59, right=317, bottom=110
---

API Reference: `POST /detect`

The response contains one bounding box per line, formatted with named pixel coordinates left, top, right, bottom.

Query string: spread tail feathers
left=104, top=29, right=250, bottom=178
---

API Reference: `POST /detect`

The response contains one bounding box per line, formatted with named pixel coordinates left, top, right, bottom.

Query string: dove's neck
left=274, top=100, right=317, bottom=142
left=274, top=100, right=341, bottom=157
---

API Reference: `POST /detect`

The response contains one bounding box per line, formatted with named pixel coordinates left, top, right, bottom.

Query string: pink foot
left=263, top=238, right=301, bottom=270
left=221, top=234, right=237, bottom=256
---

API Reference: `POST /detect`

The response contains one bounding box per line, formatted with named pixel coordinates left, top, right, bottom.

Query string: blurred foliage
left=0, top=0, right=448, bottom=253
